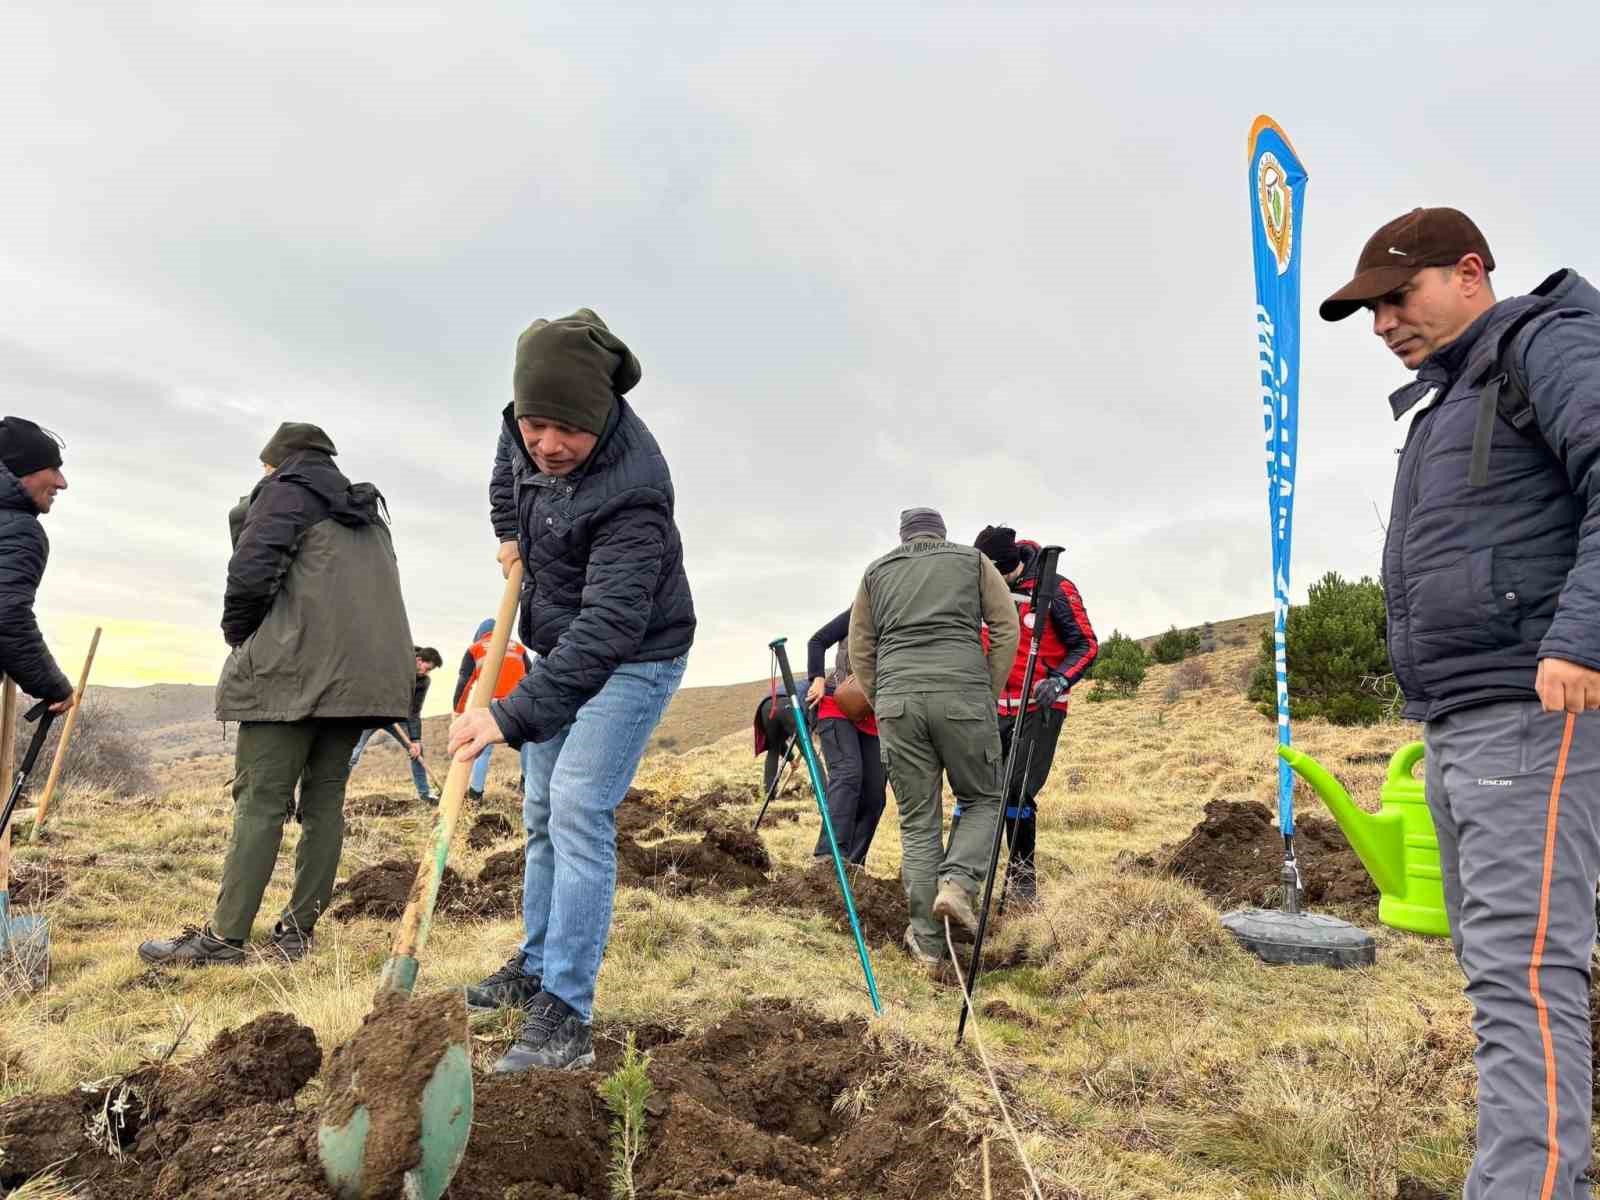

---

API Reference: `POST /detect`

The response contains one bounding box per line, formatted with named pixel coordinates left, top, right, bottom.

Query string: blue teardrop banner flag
left=1248, top=115, right=1307, bottom=838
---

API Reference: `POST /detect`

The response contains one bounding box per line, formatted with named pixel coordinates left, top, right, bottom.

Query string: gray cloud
left=5, top=2, right=1595, bottom=708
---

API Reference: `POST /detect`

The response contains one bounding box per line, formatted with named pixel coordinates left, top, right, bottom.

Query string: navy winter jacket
left=1383, top=269, right=1600, bottom=720
left=487, top=398, right=695, bottom=745
left=0, top=465, right=71, bottom=701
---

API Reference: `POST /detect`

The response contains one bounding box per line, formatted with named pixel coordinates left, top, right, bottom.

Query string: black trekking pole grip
left=769, top=638, right=801, bottom=702
left=0, top=701, right=58, bottom=840
left=955, top=544, right=1066, bottom=1044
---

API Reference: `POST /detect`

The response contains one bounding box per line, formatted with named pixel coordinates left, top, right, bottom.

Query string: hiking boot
left=931, top=879, right=979, bottom=935
left=466, top=788, right=484, bottom=804
left=138, top=925, right=247, bottom=968
left=267, top=921, right=312, bottom=963
left=1005, top=863, right=1038, bottom=908
left=465, top=952, right=542, bottom=1013
left=902, top=925, right=953, bottom=983
left=492, top=992, right=595, bottom=1073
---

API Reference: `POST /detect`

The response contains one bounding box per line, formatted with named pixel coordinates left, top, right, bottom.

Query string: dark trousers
left=996, top=705, right=1067, bottom=874
left=812, top=718, right=887, bottom=865
left=211, top=719, right=362, bottom=940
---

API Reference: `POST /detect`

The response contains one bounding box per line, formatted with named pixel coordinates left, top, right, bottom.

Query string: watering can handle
left=1387, top=742, right=1426, bottom=786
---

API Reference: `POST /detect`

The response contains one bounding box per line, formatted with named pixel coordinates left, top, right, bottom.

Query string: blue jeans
left=469, top=744, right=494, bottom=794
left=349, top=727, right=431, bottom=800
left=517, top=654, right=687, bottom=1021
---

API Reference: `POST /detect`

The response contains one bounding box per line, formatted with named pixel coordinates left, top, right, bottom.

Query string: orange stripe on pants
left=1528, top=711, right=1576, bottom=1200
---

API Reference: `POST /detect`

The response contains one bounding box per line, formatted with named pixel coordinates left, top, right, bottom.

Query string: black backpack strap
left=1468, top=303, right=1560, bottom=487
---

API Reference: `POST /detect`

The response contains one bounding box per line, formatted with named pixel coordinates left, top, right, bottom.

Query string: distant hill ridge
left=92, top=613, right=1271, bottom=761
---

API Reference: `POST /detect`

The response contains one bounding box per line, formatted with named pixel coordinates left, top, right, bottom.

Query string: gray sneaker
left=931, top=879, right=979, bottom=934
left=465, top=952, right=542, bottom=1013
left=138, top=925, right=247, bottom=968
left=492, top=992, right=595, bottom=1073
left=267, top=921, right=313, bottom=963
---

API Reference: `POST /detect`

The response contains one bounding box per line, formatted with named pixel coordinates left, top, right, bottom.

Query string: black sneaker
left=138, top=925, right=247, bottom=968
left=492, top=992, right=594, bottom=1073
left=267, top=921, right=313, bottom=963
left=466, top=788, right=484, bottom=803
left=465, top=951, right=542, bottom=1013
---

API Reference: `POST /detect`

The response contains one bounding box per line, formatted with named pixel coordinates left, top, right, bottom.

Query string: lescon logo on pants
left=1257, top=152, right=1294, bottom=275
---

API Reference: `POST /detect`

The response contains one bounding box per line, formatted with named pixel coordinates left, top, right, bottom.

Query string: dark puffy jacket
left=488, top=398, right=695, bottom=745
left=1383, top=268, right=1600, bottom=720
left=215, top=448, right=415, bottom=724
left=0, top=465, right=71, bottom=701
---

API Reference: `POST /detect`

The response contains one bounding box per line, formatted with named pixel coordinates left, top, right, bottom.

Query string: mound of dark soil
left=755, top=859, right=909, bottom=947
left=456, top=999, right=1024, bottom=1200
left=466, top=811, right=516, bottom=849
left=615, top=829, right=771, bottom=896
left=0, top=1001, right=1022, bottom=1200
left=6, top=858, right=67, bottom=906
left=615, top=786, right=665, bottom=837
left=328, top=859, right=470, bottom=922
left=0, top=1011, right=331, bottom=1199
left=345, top=791, right=414, bottom=818
left=666, top=785, right=754, bottom=832
left=1130, top=799, right=1378, bottom=914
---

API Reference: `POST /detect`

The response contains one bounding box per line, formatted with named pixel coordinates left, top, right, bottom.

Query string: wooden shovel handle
left=389, top=563, right=524, bottom=966
left=1, top=679, right=18, bottom=894
left=31, top=627, right=100, bottom=841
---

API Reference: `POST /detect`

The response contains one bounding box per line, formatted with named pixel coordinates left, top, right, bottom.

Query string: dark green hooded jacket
left=215, top=432, right=413, bottom=724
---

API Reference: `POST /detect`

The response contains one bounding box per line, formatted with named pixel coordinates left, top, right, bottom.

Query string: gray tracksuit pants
left=1426, top=702, right=1600, bottom=1199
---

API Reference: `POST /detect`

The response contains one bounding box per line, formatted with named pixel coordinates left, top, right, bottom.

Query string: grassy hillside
left=0, top=631, right=1483, bottom=1199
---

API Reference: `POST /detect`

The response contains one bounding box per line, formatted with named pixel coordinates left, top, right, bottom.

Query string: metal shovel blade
left=317, top=1038, right=473, bottom=1200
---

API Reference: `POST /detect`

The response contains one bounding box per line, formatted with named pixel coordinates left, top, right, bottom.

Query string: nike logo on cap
left=1387, top=247, right=1409, bottom=257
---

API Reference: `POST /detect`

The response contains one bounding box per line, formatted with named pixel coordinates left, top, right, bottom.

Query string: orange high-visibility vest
left=456, top=634, right=530, bottom=712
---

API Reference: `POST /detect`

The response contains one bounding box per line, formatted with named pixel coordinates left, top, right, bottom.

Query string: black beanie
left=513, top=308, right=640, bottom=436
left=260, top=422, right=337, bottom=467
left=974, top=525, right=1021, bottom=574
left=0, top=416, right=64, bottom=478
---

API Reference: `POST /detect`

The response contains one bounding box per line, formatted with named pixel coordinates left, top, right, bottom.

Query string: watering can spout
left=1277, top=745, right=1404, bottom=898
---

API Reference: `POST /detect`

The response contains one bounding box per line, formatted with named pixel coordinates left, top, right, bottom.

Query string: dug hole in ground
left=0, top=627, right=1525, bottom=1197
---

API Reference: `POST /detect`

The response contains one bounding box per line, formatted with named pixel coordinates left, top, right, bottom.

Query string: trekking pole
left=1, top=699, right=59, bottom=842
left=753, top=729, right=798, bottom=832
left=955, top=545, right=1061, bottom=1045
left=770, top=638, right=881, bottom=1015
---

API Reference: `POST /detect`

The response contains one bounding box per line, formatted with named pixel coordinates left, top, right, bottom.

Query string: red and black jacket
left=989, top=541, right=1098, bottom=715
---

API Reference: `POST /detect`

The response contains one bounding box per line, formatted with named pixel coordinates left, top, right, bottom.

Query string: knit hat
left=513, top=308, right=641, bottom=436
left=260, top=422, right=337, bottom=467
left=974, top=525, right=1021, bottom=573
left=899, top=507, right=946, bottom=541
left=0, top=416, right=64, bottom=478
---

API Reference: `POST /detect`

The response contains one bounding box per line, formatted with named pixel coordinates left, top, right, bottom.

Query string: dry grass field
left=0, top=632, right=1492, bottom=1199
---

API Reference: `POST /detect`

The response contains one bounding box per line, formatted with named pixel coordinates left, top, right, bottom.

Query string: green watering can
left=1277, top=742, right=1450, bottom=939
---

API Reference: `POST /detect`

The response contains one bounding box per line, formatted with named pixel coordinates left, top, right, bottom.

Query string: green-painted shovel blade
left=317, top=1042, right=474, bottom=1200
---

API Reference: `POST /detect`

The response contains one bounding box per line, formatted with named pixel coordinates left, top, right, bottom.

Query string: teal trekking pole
left=770, top=638, right=882, bottom=1015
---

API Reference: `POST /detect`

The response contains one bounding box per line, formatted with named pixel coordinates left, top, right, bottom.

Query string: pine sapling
left=599, top=1033, right=652, bottom=1200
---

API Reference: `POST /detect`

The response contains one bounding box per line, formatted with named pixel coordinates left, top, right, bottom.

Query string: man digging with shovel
left=139, top=422, right=415, bottom=967
left=449, top=308, right=694, bottom=1072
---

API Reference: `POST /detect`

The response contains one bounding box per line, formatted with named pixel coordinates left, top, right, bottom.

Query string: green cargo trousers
left=211, top=720, right=362, bottom=941
left=874, top=689, right=1003, bottom=958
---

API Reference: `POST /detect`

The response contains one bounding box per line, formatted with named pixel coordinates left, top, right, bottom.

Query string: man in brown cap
left=1324, top=208, right=1600, bottom=1197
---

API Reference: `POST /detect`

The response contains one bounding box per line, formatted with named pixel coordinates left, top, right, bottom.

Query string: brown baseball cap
left=1319, top=207, right=1495, bottom=322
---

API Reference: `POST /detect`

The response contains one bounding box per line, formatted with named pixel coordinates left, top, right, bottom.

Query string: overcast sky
left=6, top=3, right=1595, bottom=716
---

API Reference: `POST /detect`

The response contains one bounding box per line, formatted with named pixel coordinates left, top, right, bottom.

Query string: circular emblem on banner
left=1257, top=152, right=1294, bottom=276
